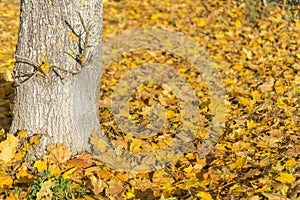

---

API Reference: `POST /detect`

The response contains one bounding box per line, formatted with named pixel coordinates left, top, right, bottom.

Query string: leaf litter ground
left=0, top=0, right=299, bottom=199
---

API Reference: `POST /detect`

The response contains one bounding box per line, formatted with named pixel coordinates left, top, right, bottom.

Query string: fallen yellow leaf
left=276, top=172, right=295, bottom=184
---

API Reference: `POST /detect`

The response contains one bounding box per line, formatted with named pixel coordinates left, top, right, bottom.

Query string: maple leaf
left=67, top=156, right=92, bottom=169
left=90, top=175, right=108, bottom=195
left=47, top=143, right=72, bottom=165
left=0, top=134, right=18, bottom=163
left=106, top=179, right=124, bottom=197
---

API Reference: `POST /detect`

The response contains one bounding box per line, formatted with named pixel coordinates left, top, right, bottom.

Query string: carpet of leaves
left=0, top=0, right=300, bottom=199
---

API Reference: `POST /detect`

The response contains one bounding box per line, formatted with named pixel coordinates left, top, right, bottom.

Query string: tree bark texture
left=10, top=0, right=103, bottom=154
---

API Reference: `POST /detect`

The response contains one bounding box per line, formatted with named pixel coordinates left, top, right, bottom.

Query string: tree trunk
left=10, top=0, right=103, bottom=154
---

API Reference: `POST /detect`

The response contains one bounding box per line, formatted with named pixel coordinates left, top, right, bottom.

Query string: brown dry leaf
left=47, top=143, right=72, bottom=165
left=67, top=157, right=92, bottom=169
left=258, top=78, right=274, bottom=92
left=84, top=166, right=103, bottom=176
left=106, top=179, right=125, bottom=197
left=262, top=193, right=286, bottom=200
left=90, top=175, right=108, bottom=195
left=100, top=98, right=112, bottom=108
left=95, top=169, right=114, bottom=180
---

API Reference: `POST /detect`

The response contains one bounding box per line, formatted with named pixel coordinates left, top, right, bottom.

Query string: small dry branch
left=65, top=12, right=94, bottom=71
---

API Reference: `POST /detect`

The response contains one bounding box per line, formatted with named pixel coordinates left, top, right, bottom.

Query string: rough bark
left=10, top=0, right=103, bottom=154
